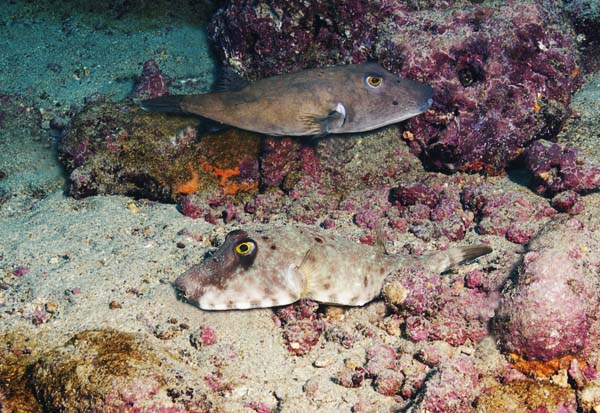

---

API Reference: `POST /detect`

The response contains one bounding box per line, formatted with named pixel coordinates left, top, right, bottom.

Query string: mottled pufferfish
left=174, top=227, right=492, bottom=310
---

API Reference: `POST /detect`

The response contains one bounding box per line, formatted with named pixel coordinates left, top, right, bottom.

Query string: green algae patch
left=59, top=102, right=261, bottom=203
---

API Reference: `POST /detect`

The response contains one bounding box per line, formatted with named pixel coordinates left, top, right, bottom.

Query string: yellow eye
left=235, top=241, right=256, bottom=256
left=366, top=75, right=383, bottom=88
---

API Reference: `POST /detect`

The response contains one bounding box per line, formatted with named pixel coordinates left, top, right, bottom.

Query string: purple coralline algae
left=244, top=401, right=272, bottom=413
left=551, top=190, right=585, bottom=214
left=389, top=182, right=439, bottom=209
left=493, top=217, right=600, bottom=362
left=364, top=345, right=405, bottom=396
left=383, top=264, right=500, bottom=347
left=335, top=343, right=409, bottom=396
left=461, top=182, right=556, bottom=244
left=409, top=355, right=480, bottom=413
left=274, top=300, right=325, bottom=356
left=209, top=0, right=579, bottom=173
left=340, top=187, right=392, bottom=232
left=259, top=138, right=303, bottom=189
left=388, top=179, right=557, bottom=245
left=190, top=326, right=217, bottom=348
left=335, top=344, right=486, bottom=407
left=525, top=140, right=600, bottom=196
left=12, top=266, right=29, bottom=277
left=389, top=179, right=474, bottom=242
left=133, top=59, right=169, bottom=99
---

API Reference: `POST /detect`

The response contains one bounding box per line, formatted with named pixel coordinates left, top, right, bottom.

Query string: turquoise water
left=0, top=0, right=216, bottom=109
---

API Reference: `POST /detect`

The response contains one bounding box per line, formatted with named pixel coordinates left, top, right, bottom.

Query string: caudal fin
left=424, top=244, right=492, bottom=273
left=140, top=95, right=187, bottom=113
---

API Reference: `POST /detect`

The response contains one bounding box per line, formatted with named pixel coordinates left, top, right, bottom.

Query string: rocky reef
left=59, top=101, right=260, bottom=203
left=210, top=0, right=580, bottom=173
left=10, top=1, right=599, bottom=412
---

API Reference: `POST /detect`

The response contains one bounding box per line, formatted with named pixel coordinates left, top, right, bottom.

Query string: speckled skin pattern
left=174, top=226, right=399, bottom=309
left=173, top=226, right=491, bottom=310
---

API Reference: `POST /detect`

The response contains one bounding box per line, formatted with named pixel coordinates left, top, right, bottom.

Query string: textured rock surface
left=475, top=380, right=578, bottom=413
left=0, top=329, right=43, bottom=413
left=1, top=329, right=215, bottom=413
left=493, top=216, right=600, bottom=362
left=210, top=0, right=580, bottom=173
left=382, top=257, right=502, bottom=348
left=461, top=182, right=556, bottom=244
left=525, top=140, right=600, bottom=196
left=407, top=356, right=481, bottom=413
left=59, top=102, right=260, bottom=202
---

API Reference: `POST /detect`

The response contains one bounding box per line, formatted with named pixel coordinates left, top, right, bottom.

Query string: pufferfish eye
left=235, top=240, right=256, bottom=256
left=366, top=75, right=383, bottom=88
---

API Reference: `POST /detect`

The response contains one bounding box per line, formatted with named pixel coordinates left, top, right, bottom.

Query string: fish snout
left=390, top=77, right=435, bottom=120
left=172, top=271, right=202, bottom=305
left=172, top=274, right=190, bottom=299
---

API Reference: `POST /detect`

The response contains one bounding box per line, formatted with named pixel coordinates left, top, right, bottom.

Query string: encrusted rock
left=493, top=217, right=600, bottom=362
left=59, top=102, right=260, bottom=202
left=210, top=0, right=579, bottom=173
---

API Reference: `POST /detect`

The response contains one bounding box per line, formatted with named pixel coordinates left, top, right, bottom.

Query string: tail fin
left=140, top=95, right=187, bottom=113
left=424, top=244, right=492, bottom=273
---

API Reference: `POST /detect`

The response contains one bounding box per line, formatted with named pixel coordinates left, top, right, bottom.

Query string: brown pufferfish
left=173, top=226, right=492, bottom=311
left=141, top=63, right=433, bottom=136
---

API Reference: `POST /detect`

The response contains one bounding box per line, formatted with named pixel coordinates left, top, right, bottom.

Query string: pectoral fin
left=301, top=103, right=347, bottom=136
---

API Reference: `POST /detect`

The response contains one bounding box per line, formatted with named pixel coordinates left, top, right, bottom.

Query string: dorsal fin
left=212, top=67, right=249, bottom=93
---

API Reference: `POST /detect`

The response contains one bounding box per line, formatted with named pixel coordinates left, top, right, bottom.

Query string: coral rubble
left=275, top=300, right=325, bottom=356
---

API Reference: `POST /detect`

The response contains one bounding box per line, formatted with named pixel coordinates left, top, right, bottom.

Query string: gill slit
left=297, top=247, right=314, bottom=298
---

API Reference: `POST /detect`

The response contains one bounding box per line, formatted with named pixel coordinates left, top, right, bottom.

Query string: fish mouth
left=172, top=276, right=190, bottom=300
